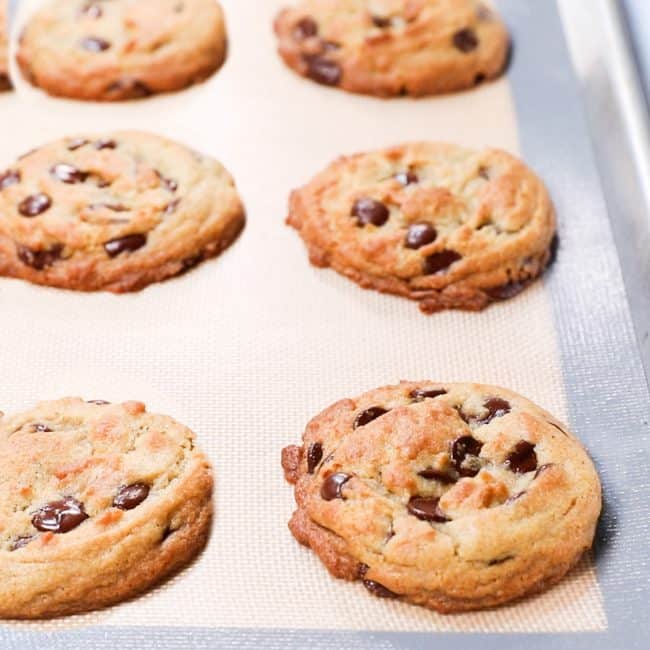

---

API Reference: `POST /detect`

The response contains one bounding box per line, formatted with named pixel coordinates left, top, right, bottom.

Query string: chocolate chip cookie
left=275, top=0, right=509, bottom=97
left=0, top=0, right=11, bottom=91
left=0, top=398, right=213, bottom=618
left=0, top=130, right=245, bottom=292
left=287, top=142, right=556, bottom=313
left=16, top=0, right=227, bottom=101
left=282, top=382, right=601, bottom=613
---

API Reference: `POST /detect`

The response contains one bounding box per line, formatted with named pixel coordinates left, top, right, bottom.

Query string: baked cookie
left=0, top=0, right=11, bottom=91
left=0, top=398, right=213, bottom=618
left=0, top=130, right=245, bottom=292
left=282, top=382, right=601, bottom=613
left=287, top=142, right=556, bottom=313
left=274, top=0, right=509, bottom=97
left=16, top=0, right=227, bottom=101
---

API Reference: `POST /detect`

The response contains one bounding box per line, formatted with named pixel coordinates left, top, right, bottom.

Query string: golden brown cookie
left=16, top=0, right=227, bottom=101
left=282, top=381, right=601, bottom=613
left=0, top=398, right=213, bottom=619
left=287, top=142, right=556, bottom=313
left=0, top=130, right=245, bottom=292
left=275, top=0, right=509, bottom=97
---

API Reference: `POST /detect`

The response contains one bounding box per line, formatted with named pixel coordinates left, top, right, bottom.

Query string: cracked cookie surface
left=0, top=398, right=213, bottom=619
left=16, top=0, right=227, bottom=101
left=0, top=130, right=245, bottom=292
left=287, top=142, right=556, bottom=313
left=275, top=0, right=509, bottom=97
left=282, top=382, right=601, bottom=612
left=0, top=0, right=10, bottom=91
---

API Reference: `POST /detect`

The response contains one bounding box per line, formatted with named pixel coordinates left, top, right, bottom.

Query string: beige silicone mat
left=1, top=0, right=605, bottom=634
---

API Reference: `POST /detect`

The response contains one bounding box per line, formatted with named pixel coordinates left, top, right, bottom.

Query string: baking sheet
left=1, top=0, right=649, bottom=648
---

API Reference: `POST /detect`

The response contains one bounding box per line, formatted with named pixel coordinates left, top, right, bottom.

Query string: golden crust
left=275, top=0, right=510, bottom=97
left=287, top=142, right=556, bottom=313
left=0, top=398, right=213, bottom=619
left=0, top=130, right=245, bottom=293
left=16, top=0, right=226, bottom=101
left=282, top=382, right=602, bottom=613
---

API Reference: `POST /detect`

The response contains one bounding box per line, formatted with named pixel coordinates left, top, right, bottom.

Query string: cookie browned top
left=17, top=0, right=227, bottom=101
left=288, top=142, right=556, bottom=313
left=0, top=130, right=245, bottom=292
left=282, top=382, right=601, bottom=612
left=0, top=0, right=11, bottom=91
left=0, top=398, right=213, bottom=618
left=275, top=0, right=509, bottom=97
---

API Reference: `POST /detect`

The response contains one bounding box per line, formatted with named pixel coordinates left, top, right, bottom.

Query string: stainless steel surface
left=559, top=0, right=650, bottom=379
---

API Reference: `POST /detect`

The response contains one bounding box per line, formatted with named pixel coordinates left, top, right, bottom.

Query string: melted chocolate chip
left=354, top=406, right=388, bottom=428
left=407, top=496, right=450, bottom=522
left=418, top=467, right=456, bottom=484
left=451, top=435, right=483, bottom=477
left=363, top=580, right=398, bottom=599
left=80, top=36, right=111, bottom=52
left=0, top=170, right=20, bottom=190
left=104, top=234, right=147, bottom=257
left=106, top=78, right=152, bottom=98
left=307, top=442, right=323, bottom=474
left=320, top=472, right=351, bottom=500
left=505, top=441, right=537, bottom=474
left=357, top=563, right=369, bottom=578
left=32, top=497, right=88, bottom=533
left=51, top=163, right=88, bottom=184
left=31, top=423, right=52, bottom=432
left=423, top=250, right=461, bottom=274
left=410, top=387, right=447, bottom=402
left=372, top=15, right=392, bottom=28
left=395, top=170, right=418, bottom=186
left=303, top=55, right=342, bottom=86
left=488, top=555, right=514, bottom=566
left=18, top=193, right=52, bottom=217
left=405, top=223, right=437, bottom=250
left=481, top=397, right=511, bottom=424
left=486, top=281, right=529, bottom=301
left=17, top=244, right=62, bottom=270
left=453, top=28, right=479, bottom=52
left=95, top=138, right=117, bottom=150
left=351, top=198, right=390, bottom=227
left=113, top=483, right=150, bottom=510
left=67, top=138, right=89, bottom=151
left=10, top=536, right=34, bottom=551
left=478, top=166, right=490, bottom=180
left=293, top=16, right=318, bottom=40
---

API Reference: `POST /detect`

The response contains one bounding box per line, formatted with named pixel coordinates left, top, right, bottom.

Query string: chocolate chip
left=0, top=170, right=21, bottom=190
left=453, top=28, right=479, bottom=52
left=95, top=138, right=117, bottom=150
left=407, top=496, right=450, bottom=522
left=31, top=423, right=52, bottom=432
left=486, top=281, right=529, bottom=301
left=87, top=399, right=110, bottom=405
left=534, top=463, right=553, bottom=478
left=451, top=435, right=483, bottom=477
left=113, top=483, right=150, bottom=510
left=32, top=497, right=88, bottom=533
left=80, top=36, right=111, bottom=52
left=505, top=441, right=537, bottom=474
left=351, top=198, right=390, bottom=227
left=293, top=17, right=318, bottom=40
left=395, top=170, right=418, bottom=186
left=405, top=223, right=437, bottom=249
left=80, top=3, right=103, bottom=18
left=10, top=536, right=34, bottom=551
left=354, top=406, right=387, bottom=428
left=180, top=253, right=204, bottom=272
left=17, top=244, right=62, bottom=270
left=357, top=563, right=369, bottom=578
left=106, top=78, right=152, bottom=98
left=320, top=472, right=351, bottom=500
left=410, top=387, right=447, bottom=402
left=423, top=250, right=461, bottom=274
left=481, top=397, right=511, bottom=424
left=51, top=163, right=88, bottom=184
left=67, top=138, right=89, bottom=151
left=104, top=234, right=147, bottom=257
left=372, top=15, right=392, bottom=28
left=18, top=193, right=51, bottom=217
left=303, top=55, right=342, bottom=86
left=418, top=467, right=456, bottom=484
left=488, top=555, right=514, bottom=566
left=363, top=580, right=398, bottom=599
left=478, top=166, right=490, bottom=180
left=307, top=442, right=323, bottom=474
left=475, top=72, right=486, bottom=85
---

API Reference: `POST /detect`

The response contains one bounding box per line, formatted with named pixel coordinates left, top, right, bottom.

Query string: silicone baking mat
left=0, top=1, right=648, bottom=647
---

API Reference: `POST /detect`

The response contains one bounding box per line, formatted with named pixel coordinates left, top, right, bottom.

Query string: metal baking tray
left=1, top=0, right=649, bottom=648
